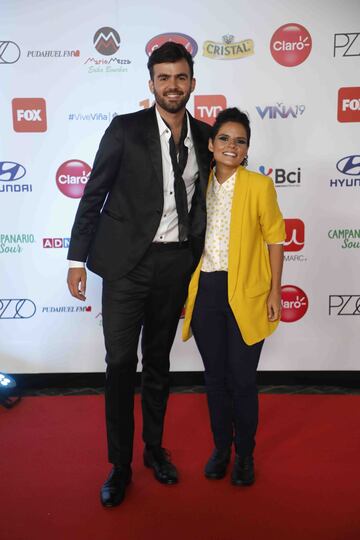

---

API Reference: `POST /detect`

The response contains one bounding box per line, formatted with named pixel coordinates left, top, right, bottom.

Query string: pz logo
left=12, top=98, right=47, bottom=132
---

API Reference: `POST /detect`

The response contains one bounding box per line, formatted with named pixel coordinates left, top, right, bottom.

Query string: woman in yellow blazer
left=183, top=108, right=285, bottom=486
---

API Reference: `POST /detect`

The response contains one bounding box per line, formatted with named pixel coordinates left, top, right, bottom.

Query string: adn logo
left=56, top=160, right=91, bottom=199
left=194, top=95, right=227, bottom=125
left=338, top=87, right=360, bottom=122
left=284, top=219, right=305, bottom=252
left=281, top=285, right=308, bottom=323
left=146, top=33, right=198, bottom=57
left=94, top=27, right=120, bottom=55
left=270, top=23, right=312, bottom=67
left=43, top=238, right=70, bottom=248
left=256, top=102, right=305, bottom=119
left=0, top=299, right=36, bottom=319
left=12, top=98, right=47, bottom=132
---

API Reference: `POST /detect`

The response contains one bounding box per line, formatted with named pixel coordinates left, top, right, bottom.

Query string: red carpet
left=0, top=394, right=359, bottom=540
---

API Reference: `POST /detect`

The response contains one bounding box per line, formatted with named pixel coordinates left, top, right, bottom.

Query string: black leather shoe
left=231, top=455, right=255, bottom=486
left=143, top=446, right=178, bottom=485
left=204, top=448, right=231, bottom=479
left=100, top=465, right=132, bottom=507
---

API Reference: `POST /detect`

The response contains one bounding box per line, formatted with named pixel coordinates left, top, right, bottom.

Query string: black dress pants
left=102, top=243, right=193, bottom=465
left=191, top=271, right=264, bottom=458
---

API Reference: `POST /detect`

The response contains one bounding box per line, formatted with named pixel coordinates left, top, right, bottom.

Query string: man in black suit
left=67, top=42, right=211, bottom=507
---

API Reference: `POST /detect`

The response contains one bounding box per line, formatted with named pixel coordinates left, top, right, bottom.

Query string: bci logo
left=259, top=165, right=301, bottom=187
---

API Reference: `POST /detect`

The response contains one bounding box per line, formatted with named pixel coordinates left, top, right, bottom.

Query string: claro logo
left=0, top=299, right=36, bottom=319
left=270, top=23, right=312, bottom=67
left=56, top=160, right=91, bottom=198
left=281, top=285, right=308, bottom=322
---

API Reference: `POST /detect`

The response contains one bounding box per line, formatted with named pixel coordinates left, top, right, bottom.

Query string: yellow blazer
left=183, top=167, right=285, bottom=346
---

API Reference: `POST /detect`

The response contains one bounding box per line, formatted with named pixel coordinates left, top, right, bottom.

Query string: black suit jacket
left=67, top=106, right=211, bottom=281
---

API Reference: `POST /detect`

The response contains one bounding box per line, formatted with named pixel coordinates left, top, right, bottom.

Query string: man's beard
left=153, top=88, right=191, bottom=114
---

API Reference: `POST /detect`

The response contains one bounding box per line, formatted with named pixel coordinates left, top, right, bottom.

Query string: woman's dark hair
left=210, top=107, right=251, bottom=147
left=147, top=42, right=194, bottom=80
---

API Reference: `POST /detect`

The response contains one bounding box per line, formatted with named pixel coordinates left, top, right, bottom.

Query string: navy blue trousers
left=191, top=271, right=264, bottom=457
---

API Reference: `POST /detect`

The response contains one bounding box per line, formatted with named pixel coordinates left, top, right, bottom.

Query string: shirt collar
left=213, top=170, right=236, bottom=194
left=155, top=106, right=193, bottom=149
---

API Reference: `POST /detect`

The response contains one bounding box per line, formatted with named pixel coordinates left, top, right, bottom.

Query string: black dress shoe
left=143, top=446, right=178, bottom=485
left=100, top=465, right=132, bottom=507
left=231, top=455, right=255, bottom=486
left=204, top=448, right=231, bottom=479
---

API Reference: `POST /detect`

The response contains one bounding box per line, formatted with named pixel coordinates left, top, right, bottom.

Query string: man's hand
left=267, top=288, right=282, bottom=321
left=67, top=268, right=87, bottom=301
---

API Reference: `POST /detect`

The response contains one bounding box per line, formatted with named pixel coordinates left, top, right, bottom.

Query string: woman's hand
left=267, top=288, right=282, bottom=321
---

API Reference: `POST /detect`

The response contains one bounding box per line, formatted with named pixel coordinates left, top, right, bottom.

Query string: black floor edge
left=4, top=371, right=360, bottom=391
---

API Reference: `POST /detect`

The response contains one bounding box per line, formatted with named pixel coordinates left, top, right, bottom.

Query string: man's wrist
left=68, top=260, right=85, bottom=269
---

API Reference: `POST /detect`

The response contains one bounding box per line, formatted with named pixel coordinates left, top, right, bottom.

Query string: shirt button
left=160, top=236, right=163, bottom=239
left=170, top=191, right=173, bottom=195
left=163, top=214, right=167, bottom=217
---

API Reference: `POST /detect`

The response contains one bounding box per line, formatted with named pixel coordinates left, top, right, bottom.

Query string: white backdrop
left=1, top=0, right=360, bottom=373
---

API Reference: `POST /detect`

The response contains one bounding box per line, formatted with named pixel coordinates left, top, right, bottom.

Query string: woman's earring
left=210, top=157, right=216, bottom=169
left=242, top=155, right=248, bottom=167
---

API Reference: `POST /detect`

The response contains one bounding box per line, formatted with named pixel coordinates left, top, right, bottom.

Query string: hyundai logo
left=336, top=155, right=360, bottom=176
left=0, top=162, right=26, bottom=181
left=0, top=299, right=36, bottom=319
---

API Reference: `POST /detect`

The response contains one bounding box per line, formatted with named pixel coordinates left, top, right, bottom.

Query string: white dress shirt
left=202, top=171, right=236, bottom=272
left=69, top=107, right=199, bottom=268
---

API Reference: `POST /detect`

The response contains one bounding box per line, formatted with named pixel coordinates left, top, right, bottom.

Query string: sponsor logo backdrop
left=1, top=0, right=359, bottom=372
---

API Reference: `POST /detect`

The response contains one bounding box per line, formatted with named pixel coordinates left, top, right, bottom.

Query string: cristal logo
left=270, top=23, right=312, bottom=67
left=145, top=33, right=198, bottom=57
left=281, top=285, right=308, bottom=322
left=336, top=155, right=360, bottom=176
left=56, top=160, right=91, bottom=199
left=194, top=95, right=227, bottom=125
left=94, top=27, right=120, bottom=55
left=284, top=219, right=305, bottom=252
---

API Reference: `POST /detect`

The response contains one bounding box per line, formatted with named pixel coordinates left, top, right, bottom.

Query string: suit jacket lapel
left=144, top=106, right=163, bottom=189
left=188, top=113, right=211, bottom=192
left=228, top=167, right=249, bottom=301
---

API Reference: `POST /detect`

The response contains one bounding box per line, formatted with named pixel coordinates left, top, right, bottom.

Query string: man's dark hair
left=211, top=107, right=251, bottom=147
left=147, top=42, right=194, bottom=80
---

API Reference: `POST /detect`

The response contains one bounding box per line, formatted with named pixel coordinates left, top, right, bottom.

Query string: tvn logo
left=194, top=95, right=227, bottom=126
left=12, top=98, right=47, bottom=132
left=43, top=238, right=70, bottom=248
